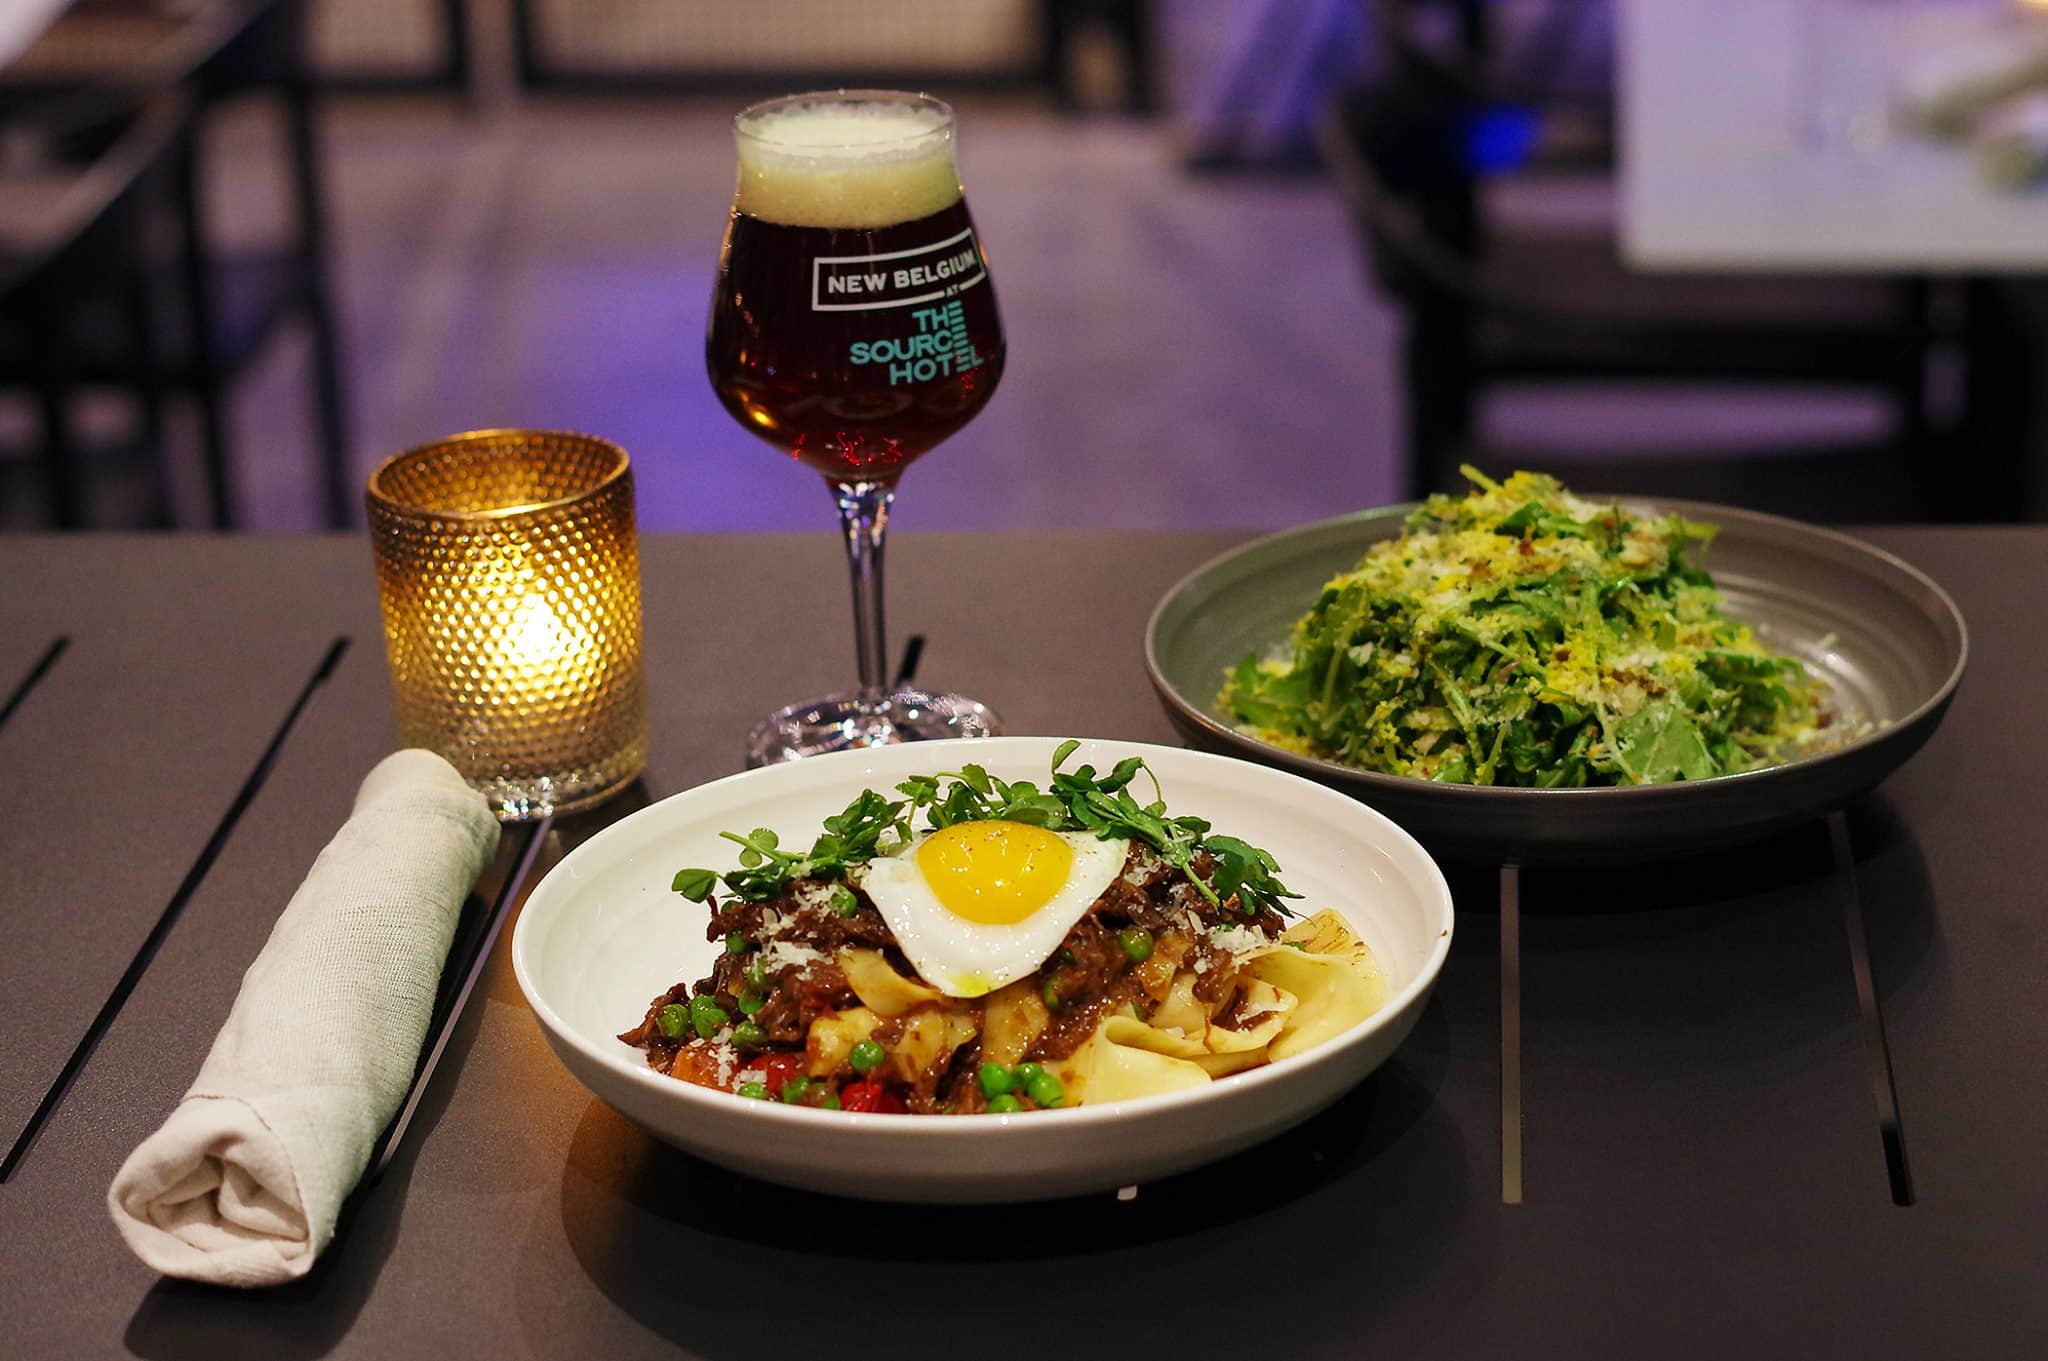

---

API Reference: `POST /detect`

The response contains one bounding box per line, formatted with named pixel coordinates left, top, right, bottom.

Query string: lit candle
left=367, top=430, right=647, bottom=821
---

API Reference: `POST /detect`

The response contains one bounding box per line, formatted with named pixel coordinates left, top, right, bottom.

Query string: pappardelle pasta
left=619, top=743, right=1385, bottom=1114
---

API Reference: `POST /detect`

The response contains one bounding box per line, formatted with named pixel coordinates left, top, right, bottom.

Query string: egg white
left=856, top=828, right=1131, bottom=997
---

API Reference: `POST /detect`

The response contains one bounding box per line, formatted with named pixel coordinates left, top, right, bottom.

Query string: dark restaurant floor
left=2, top=92, right=1899, bottom=533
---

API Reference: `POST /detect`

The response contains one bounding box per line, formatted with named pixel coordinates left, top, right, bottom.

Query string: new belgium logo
left=812, top=228, right=988, bottom=312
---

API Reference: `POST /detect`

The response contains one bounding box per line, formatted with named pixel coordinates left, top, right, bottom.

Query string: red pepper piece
left=838, top=1080, right=906, bottom=1114
left=752, top=1053, right=806, bottom=1097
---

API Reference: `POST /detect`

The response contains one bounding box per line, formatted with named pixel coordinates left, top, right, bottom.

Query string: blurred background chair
left=1042, top=0, right=1155, bottom=114
left=507, top=0, right=1153, bottom=111
left=1332, top=0, right=1941, bottom=520
left=1, top=0, right=351, bottom=529
left=1371, top=0, right=1614, bottom=166
left=0, top=88, right=193, bottom=526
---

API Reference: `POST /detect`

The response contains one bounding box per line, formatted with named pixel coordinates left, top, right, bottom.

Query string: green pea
left=736, top=1082, right=769, bottom=1100
left=732, top=1021, right=767, bottom=1047
left=977, top=1062, right=1014, bottom=1098
left=985, top=1094, right=1023, bottom=1114
left=830, top=884, right=860, bottom=917
left=781, top=1076, right=812, bottom=1104
left=656, top=1003, right=690, bottom=1039
left=745, top=957, right=768, bottom=989
left=724, top=932, right=749, bottom=955
left=1025, top=1071, right=1065, bottom=1109
left=849, top=1039, right=886, bottom=1074
left=1041, top=978, right=1063, bottom=1010
left=737, top=990, right=767, bottom=1017
left=1118, top=927, right=1155, bottom=963
left=1011, top=1062, right=1045, bottom=1088
left=688, top=995, right=730, bottom=1039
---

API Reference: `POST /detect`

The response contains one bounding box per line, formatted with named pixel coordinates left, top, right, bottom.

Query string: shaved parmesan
left=1209, top=925, right=1269, bottom=956
left=761, top=939, right=826, bottom=973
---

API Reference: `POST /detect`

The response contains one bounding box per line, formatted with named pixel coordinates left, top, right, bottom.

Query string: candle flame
left=507, top=590, right=580, bottom=671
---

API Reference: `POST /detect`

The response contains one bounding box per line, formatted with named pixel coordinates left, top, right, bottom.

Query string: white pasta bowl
left=512, top=736, right=1455, bottom=1203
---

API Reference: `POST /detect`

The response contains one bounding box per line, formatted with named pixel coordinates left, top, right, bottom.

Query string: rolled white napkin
left=107, top=750, right=500, bottom=1287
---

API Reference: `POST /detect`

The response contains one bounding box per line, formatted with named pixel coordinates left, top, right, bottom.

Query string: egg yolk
left=916, top=820, right=1075, bottom=925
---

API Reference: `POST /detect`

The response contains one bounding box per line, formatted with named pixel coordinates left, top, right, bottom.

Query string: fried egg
left=856, top=820, right=1131, bottom=997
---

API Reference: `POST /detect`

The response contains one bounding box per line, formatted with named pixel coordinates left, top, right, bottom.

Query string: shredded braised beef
left=619, top=843, right=1286, bottom=1114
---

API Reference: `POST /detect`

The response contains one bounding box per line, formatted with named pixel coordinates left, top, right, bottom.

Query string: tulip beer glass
left=707, top=90, right=1007, bottom=764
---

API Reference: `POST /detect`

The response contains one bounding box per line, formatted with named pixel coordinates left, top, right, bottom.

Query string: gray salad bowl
left=1145, top=501, right=1968, bottom=864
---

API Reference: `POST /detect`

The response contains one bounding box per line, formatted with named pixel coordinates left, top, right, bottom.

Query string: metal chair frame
left=1, top=0, right=353, bottom=529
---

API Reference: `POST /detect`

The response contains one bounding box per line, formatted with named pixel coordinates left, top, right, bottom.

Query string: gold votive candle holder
left=367, top=429, right=648, bottom=821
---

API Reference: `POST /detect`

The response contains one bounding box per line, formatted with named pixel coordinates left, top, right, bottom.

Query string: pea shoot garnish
left=668, top=741, right=1301, bottom=918
left=669, top=787, right=906, bottom=904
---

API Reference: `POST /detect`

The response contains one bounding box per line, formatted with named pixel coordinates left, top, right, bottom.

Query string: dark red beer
left=707, top=197, right=1005, bottom=482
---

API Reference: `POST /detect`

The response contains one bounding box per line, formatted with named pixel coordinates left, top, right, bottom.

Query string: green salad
left=1217, top=469, right=1835, bottom=788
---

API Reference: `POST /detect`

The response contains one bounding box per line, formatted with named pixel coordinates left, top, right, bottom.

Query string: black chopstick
left=370, top=815, right=554, bottom=1180
left=893, top=634, right=925, bottom=687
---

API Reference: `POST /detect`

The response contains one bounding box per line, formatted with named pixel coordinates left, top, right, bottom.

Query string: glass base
left=746, top=687, right=1004, bottom=766
left=472, top=747, right=646, bottom=822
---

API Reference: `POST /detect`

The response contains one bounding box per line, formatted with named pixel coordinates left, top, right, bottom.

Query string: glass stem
left=832, top=480, right=895, bottom=705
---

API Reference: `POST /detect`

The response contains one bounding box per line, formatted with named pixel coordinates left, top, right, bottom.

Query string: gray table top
left=0, top=528, right=2042, bottom=1361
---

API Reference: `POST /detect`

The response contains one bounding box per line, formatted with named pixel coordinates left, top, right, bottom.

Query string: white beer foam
left=734, top=98, right=961, bottom=229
